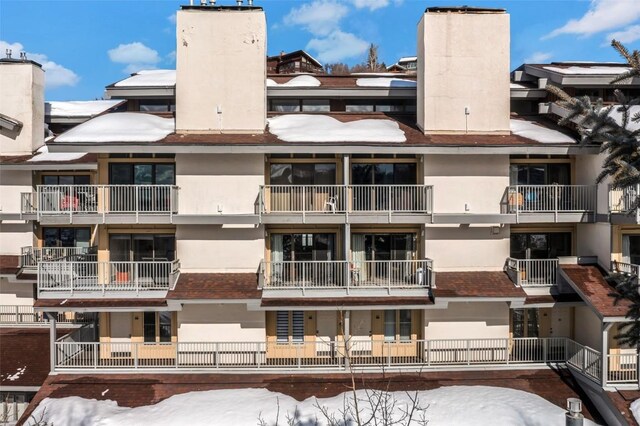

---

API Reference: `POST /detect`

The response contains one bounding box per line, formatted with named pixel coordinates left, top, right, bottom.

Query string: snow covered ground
left=27, top=386, right=597, bottom=426
left=631, top=399, right=640, bottom=424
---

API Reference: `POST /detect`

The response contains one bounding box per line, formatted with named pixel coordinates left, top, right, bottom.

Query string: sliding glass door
left=108, top=163, right=175, bottom=212
left=351, top=163, right=417, bottom=211
left=351, top=233, right=416, bottom=284
left=270, top=233, right=337, bottom=286
left=269, top=162, right=337, bottom=212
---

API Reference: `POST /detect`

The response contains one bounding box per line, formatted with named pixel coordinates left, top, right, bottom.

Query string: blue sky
left=1, top=0, right=639, bottom=101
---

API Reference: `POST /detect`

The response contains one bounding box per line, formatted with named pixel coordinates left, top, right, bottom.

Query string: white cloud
left=0, top=40, right=79, bottom=88
left=607, top=24, right=640, bottom=43
left=283, top=0, right=349, bottom=36
left=306, top=30, right=369, bottom=63
left=108, top=42, right=160, bottom=74
left=350, top=0, right=401, bottom=11
left=167, top=13, right=176, bottom=24
left=544, top=0, right=640, bottom=39
left=524, top=51, right=553, bottom=63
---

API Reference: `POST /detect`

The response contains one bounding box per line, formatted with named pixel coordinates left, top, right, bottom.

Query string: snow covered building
left=1, top=4, right=639, bottom=425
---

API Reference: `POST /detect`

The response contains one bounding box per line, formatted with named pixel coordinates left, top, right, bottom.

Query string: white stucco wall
left=424, top=154, right=509, bottom=214
left=0, top=62, right=44, bottom=155
left=176, top=9, right=266, bottom=133
left=176, top=154, right=264, bottom=215
left=0, top=279, right=34, bottom=305
left=426, top=225, right=509, bottom=271
left=423, top=302, right=510, bottom=339
left=574, top=306, right=602, bottom=351
left=176, top=225, right=264, bottom=272
left=577, top=223, right=611, bottom=266
left=417, top=11, right=510, bottom=134
left=0, top=169, right=33, bottom=214
left=177, top=304, right=265, bottom=342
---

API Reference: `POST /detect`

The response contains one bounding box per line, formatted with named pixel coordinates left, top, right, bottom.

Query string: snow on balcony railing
left=506, top=185, right=596, bottom=216
left=21, top=185, right=179, bottom=218
left=260, top=185, right=433, bottom=214
left=261, top=259, right=433, bottom=292
left=505, top=258, right=558, bottom=287
left=37, top=260, right=180, bottom=296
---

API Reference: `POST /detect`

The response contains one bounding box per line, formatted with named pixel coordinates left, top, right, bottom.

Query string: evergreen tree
left=547, top=41, right=640, bottom=348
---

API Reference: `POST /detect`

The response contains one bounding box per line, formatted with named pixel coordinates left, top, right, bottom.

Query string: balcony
left=19, top=246, right=96, bottom=271
left=21, top=185, right=179, bottom=223
left=261, top=259, right=433, bottom=297
left=609, top=184, right=640, bottom=224
left=52, top=336, right=623, bottom=388
left=0, top=305, right=95, bottom=326
left=37, top=260, right=180, bottom=298
left=259, top=185, right=433, bottom=224
left=504, top=185, right=597, bottom=223
left=505, top=258, right=559, bottom=287
left=611, top=260, right=640, bottom=277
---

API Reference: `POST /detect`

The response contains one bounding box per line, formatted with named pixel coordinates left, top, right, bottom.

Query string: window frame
left=383, top=309, right=413, bottom=342
left=143, top=312, right=174, bottom=344
left=275, top=310, right=305, bottom=344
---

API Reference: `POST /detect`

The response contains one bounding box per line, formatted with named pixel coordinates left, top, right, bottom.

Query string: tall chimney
left=0, top=59, right=44, bottom=155
left=175, top=4, right=266, bottom=134
left=417, top=7, right=510, bottom=135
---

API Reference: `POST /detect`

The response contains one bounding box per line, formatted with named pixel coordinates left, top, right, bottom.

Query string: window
left=43, top=227, right=91, bottom=248
left=109, top=163, right=175, bottom=185
left=144, top=312, right=173, bottom=343
left=109, top=234, right=175, bottom=261
left=512, top=309, right=539, bottom=338
left=384, top=310, right=412, bottom=341
left=42, top=175, right=90, bottom=185
left=510, top=232, right=571, bottom=259
left=302, top=99, right=330, bottom=112
left=346, top=101, right=374, bottom=112
left=139, top=99, right=175, bottom=112
left=269, top=163, right=336, bottom=185
left=352, top=163, right=417, bottom=185
left=276, top=311, right=304, bottom=343
left=622, top=235, right=640, bottom=264
left=271, top=99, right=300, bottom=112
left=509, top=163, right=570, bottom=185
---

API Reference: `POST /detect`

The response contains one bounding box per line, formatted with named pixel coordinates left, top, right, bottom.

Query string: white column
left=46, top=312, right=57, bottom=371
left=602, top=322, right=614, bottom=387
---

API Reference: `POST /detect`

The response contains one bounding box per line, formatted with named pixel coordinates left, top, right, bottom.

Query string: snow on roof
left=268, top=115, right=406, bottom=143
left=55, top=113, right=175, bottom=143
left=542, top=65, right=632, bottom=75
left=113, top=70, right=176, bottom=87
left=356, top=78, right=416, bottom=88
left=27, top=145, right=86, bottom=162
left=510, top=119, right=576, bottom=144
left=632, top=399, right=640, bottom=424
left=510, top=83, right=529, bottom=89
left=45, top=100, right=122, bottom=118
left=398, top=56, right=417, bottom=62
left=266, top=75, right=321, bottom=87
left=30, top=386, right=598, bottom=425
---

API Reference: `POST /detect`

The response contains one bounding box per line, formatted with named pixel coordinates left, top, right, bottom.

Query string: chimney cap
left=425, top=6, right=506, bottom=14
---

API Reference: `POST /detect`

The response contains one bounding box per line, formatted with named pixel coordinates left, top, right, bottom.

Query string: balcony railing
left=611, top=260, right=640, bottom=277
left=0, top=305, right=95, bottom=325
left=506, top=185, right=596, bottom=215
left=609, top=184, right=640, bottom=223
left=505, top=258, right=559, bottom=287
left=52, top=337, right=621, bottom=387
left=37, top=260, right=180, bottom=296
left=21, top=185, right=179, bottom=217
left=260, top=185, right=433, bottom=215
left=607, top=353, right=640, bottom=384
left=261, top=259, right=433, bottom=292
left=20, top=246, right=96, bottom=268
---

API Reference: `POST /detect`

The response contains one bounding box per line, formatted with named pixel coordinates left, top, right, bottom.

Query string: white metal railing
left=1, top=401, right=29, bottom=423
left=506, top=185, right=596, bottom=215
left=566, top=339, right=602, bottom=384
left=609, top=184, right=640, bottom=219
left=20, top=246, right=96, bottom=268
left=37, top=260, right=180, bottom=295
left=611, top=260, right=640, bottom=277
left=21, top=185, right=179, bottom=217
left=0, top=305, right=95, bottom=325
left=607, top=353, right=640, bottom=384
left=261, top=259, right=433, bottom=291
left=505, top=258, right=558, bottom=287
left=53, top=337, right=609, bottom=381
left=260, top=185, right=433, bottom=214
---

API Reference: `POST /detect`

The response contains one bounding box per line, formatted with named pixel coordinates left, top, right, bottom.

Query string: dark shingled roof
left=0, top=153, right=96, bottom=166
left=167, top=273, right=261, bottom=300
left=0, top=328, right=73, bottom=388
left=560, top=264, right=631, bottom=318
left=433, top=271, right=526, bottom=299
left=0, top=255, right=19, bottom=275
